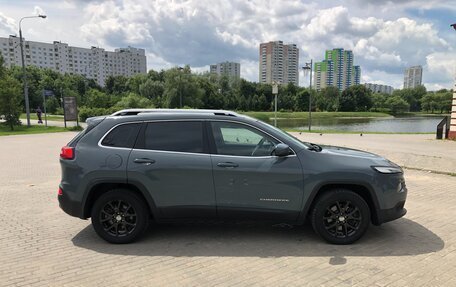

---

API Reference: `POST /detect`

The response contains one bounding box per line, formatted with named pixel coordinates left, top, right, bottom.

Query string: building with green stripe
left=314, top=48, right=361, bottom=91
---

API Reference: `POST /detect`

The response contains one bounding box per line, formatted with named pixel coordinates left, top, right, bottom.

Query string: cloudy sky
left=1, top=0, right=456, bottom=90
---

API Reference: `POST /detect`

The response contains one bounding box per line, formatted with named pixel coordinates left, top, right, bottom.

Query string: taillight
left=58, top=187, right=63, bottom=196
left=60, top=146, right=74, bottom=160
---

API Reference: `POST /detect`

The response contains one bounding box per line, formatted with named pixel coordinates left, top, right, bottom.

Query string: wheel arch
left=300, top=182, right=381, bottom=225
left=82, top=180, right=158, bottom=219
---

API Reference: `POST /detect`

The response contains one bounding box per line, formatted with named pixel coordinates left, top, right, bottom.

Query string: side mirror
left=272, top=143, right=291, bottom=157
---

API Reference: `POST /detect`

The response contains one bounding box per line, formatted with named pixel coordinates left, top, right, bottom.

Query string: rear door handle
left=134, top=158, right=155, bottom=165
left=217, top=162, right=238, bottom=168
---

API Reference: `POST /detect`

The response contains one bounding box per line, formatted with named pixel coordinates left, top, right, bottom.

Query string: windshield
left=254, top=119, right=310, bottom=149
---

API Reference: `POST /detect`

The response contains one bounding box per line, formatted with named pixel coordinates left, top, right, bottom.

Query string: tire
left=91, top=189, right=150, bottom=244
left=311, top=189, right=370, bottom=245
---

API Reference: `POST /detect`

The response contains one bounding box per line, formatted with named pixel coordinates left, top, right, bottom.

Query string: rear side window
left=142, top=121, right=204, bottom=153
left=101, top=123, right=141, bottom=148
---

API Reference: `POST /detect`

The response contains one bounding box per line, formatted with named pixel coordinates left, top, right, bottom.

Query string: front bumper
left=376, top=201, right=407, bottom=225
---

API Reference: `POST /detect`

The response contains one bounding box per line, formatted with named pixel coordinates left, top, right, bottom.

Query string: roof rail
left=111, top=109, right=238, bottom=117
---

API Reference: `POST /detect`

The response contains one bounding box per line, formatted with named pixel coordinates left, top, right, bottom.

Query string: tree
left=421, top=92, right=436, bottom=113
left=434, top=91, right=452, bottom=113
left=385, top=95, right=409, bottom=114
left=85, top=89, right=112, bottom=108
left=421, top=91, right=452, bottom=113
left=339, top=85, right=373, bottom=112
left=370, top=93, right=388, bottom=112
left=198, top=76, right=224, bottom=109
left=105, top=75, right=129, bottom=95
left=294, top=89, right=310, bottom=111
left=163, top=66, right=204, bottom=108
left=317, top=86, right=339, bottom=111
left=139, top=78, right=165, bottom=108
left=393, top=85, right=426, bottom=112
left=0, top=75, right=23, bottom=130
left=127, top=74, right=148, bottom=95
left=114, top=93, right=153, bottom=109
left=279, top=83, right=298, bottom=111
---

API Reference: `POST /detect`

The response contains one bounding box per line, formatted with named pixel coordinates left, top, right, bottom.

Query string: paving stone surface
left=0, top=132, right=455, bottom=286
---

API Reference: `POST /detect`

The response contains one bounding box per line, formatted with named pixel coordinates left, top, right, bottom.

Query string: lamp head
left=451, top=23, right=456, bottom=31
left=38, top=14, right=47, bottom=19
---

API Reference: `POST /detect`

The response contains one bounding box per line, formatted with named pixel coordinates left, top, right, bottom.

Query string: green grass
left=0, top=125, right=73, bottom=136
left=20, top=113, right=64, bottom=121
left=241, top=111, right=391, bottom=121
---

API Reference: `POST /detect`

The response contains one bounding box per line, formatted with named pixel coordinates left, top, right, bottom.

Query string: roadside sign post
left=42, top=90, right=54, bottom=127
left=272, top=82, right=278, bottom=127
left=63, top=96, right=78, bottom=128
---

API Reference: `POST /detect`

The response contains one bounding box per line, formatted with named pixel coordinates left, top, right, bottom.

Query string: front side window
left=211, top=122, right=278, bottom=157
left=143, top=121, right=204, bottom=153
left=101, top=123, right=141, bottom=148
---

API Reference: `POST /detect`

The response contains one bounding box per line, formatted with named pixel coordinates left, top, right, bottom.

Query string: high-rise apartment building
left=0, top=35, right=147, bottom=86
left=259, top=41, right=299, bottom=85
left=364, top=83, right=394, bottom=95
left=314, top=48, right=361, bottom=91
left=403, top=65, right=423, bottom=89
left=209, top=61, right=240, bottom=78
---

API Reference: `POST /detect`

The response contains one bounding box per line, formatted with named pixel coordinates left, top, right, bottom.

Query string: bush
left=0, top=74, right=22, bottom=130
left=114, top=93, right=153, bottom=109
left=67, top=125, right=84, bottom=131
left=44, top=97, right=60, bottom=114
left=54, top=107, right=64, bottom=115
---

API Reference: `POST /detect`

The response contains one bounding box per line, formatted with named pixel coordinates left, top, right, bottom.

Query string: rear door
left=127, top=120, right=216, bottom=219
left=209, top=121, right=304, bottom=221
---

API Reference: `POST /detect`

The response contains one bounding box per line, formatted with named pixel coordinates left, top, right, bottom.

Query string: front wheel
left=91, top=189, right=150, bottom=244
left=311, top=189, right=370, bottom=244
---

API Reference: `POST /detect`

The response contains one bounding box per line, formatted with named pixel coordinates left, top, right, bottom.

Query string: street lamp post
left=272, top=82, right=278, bottom=126
left=302, top=60, right=313, bottom=131
left=19, top=14, right=46, bottom=127
left=177, top=67, right=184, bottom=108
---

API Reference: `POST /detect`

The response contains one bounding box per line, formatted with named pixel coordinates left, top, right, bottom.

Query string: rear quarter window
left=140, top=121, right=205, bottom=153
left=101, top=123, right=141, bottom=148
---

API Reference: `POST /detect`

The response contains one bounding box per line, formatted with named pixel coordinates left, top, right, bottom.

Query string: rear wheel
left=91, top=189, right=149, bottom=244
left=311, top=189, right=370, bottom=244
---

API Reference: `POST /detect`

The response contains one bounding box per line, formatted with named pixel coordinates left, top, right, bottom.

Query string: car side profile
left=58, top=109, right=407, bottom=244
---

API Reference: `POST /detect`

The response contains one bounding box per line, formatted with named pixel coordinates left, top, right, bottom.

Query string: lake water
left=266, top=116, right=445, bottom=133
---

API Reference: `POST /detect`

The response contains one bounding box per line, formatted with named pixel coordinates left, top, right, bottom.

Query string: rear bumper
left=376, top=201, right=407, bottom=225
left=58, top=189, right=83, bottom=218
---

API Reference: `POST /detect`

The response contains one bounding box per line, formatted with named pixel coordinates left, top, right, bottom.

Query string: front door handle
left=217, top=162, right=239, bottom=168
left=134, top=158, right=155, bottom=165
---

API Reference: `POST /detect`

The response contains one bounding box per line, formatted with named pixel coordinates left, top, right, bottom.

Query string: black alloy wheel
left=311, top=189, right=370, bottom=245
left=99, top=199, right=137, bottom=237
left=91, top=189, right=149, bottom=244
left=323, top=200, right=362, bottom=238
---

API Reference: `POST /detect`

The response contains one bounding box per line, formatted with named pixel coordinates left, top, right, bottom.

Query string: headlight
left=372, top=166, right=403, bottom=174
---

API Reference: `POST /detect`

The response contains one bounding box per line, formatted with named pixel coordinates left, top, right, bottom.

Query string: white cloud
left=33, top=6, right=45, bottom=16
left=0, top=12, right=16, bottom=35
left=425, top=51, right=456, bottom=88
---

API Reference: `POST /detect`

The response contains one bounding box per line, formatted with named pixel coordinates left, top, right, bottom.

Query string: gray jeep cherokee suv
left=58, top=109, right=407, bottom=244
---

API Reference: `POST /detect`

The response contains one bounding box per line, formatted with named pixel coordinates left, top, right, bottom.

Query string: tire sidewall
left=312, top=189, right=370, bottom=245
left=91, top=189, right=149, bottom=244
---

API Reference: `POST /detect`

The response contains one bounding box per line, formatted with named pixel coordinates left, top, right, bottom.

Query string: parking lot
left=1, top=132, right=456, bottom=286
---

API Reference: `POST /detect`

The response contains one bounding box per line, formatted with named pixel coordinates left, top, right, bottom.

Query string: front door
left=127, top=120, right=216, bottom=219
left=209, top=121, right=304, bottom=221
